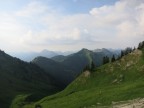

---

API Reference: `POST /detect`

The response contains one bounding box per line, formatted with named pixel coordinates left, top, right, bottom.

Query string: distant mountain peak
left=0, top=49, right=6, bottom=54
left=93, top=48, right=109, bottom=52
left=82, top=48, right=89, bottom=51
left=41, top=49, right=49, bottom=52
left=79, top=48, right=90, bottom=53
left=41, top=49, right=54, bottom=53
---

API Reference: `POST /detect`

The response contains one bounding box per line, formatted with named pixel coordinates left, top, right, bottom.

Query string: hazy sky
left=0, top=0, right=144, bottom=52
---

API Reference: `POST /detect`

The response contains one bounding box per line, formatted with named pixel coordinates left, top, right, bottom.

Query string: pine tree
left=121, top=50, right=124, bottom=57
left=106, top=56, right=110, bottom=63
left=111, top=55, right=116, bottom=62
left=91, top=61, right=95, bottom=71
left=138, top=41, right=144, bottom=49
left=133, top=47, right=136, bottom=51
left=138, top=42, right=142, bottom=49
left=103, top=56, right=109, bottom=64
left=142, top=41, right=144, bottom=49
left=103, top=56, right=106, bottom=64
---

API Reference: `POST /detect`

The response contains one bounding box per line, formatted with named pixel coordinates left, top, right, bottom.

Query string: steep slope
left=0, top=50, right=60, bottom=108
left=32, top=57, right=75, bottom=86
left=23, top=49, right=144, bottom=108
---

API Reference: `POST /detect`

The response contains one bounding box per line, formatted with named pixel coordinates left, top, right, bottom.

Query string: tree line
left=103, top=40, right=144, bottom=65
left=103, top=47, right=135, bottom=65
left=138, top=41, right=144, bottom=49
left=83, top=41, right=144, bottom=72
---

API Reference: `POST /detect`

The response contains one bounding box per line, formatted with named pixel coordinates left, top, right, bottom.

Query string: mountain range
left=32, top=48, right=120, bottom=86
left=10, top=49, right=74, bottom=62
left=0, top=48, right=120, bottom=108
left=17, top=48, right=144, bottom=108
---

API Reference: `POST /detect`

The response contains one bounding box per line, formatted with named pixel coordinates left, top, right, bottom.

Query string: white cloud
left=89, top=0, right=144, bottom=45
left=1, top=0, right=144, bottom=52
left=16, top=1, right=48, bottom=17
left=0, top=13, right=27, bottom=48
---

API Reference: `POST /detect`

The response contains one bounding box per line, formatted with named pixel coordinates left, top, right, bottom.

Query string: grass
left=16, top=49, right=144, bottom=108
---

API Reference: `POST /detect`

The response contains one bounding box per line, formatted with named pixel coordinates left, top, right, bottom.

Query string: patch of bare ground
left=112, top=98, right=144, bottom=108
left=84, top=71, right=91, bottom=77
left=87, top=98, right=144, bottom=108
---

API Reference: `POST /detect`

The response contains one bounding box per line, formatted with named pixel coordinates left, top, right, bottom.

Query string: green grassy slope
left=22, top=49, right=144, bottom=108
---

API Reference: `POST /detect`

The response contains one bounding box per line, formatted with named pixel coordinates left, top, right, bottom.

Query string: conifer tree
left=138, top=41, right=144, bottom=49
left=121, top=50, right=124, bottom=57
left=103, top=56, right=109, bottom=64
left=91, top=61, right=95, bottom=71
left=133, top=47, right=136, bottom=51
left=111, top=55, right=116, bottom=62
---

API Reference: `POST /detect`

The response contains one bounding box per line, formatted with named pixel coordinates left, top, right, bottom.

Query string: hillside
left=32, top=48, right=119, bottom=86
left=32, top=57, right=75, bottom=86
left=0, top=50, right=61, bottom=108
left=52, top=48, right=120, bottom=72
left=21, top=49, right=144, bottom=108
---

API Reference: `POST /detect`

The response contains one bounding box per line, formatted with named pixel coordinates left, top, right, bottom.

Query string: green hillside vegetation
left=32, top=56, right=74, bottom=86
left=21, top=48, right=144, bottom=108
left=32, top=48, right=119, bottom=87
left=0, top=50, right=61, bottom=108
